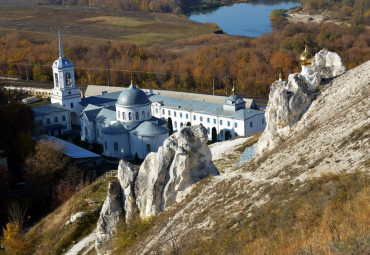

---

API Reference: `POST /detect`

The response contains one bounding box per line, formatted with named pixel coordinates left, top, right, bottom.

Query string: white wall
left=33, top=110, right=71, bottom=136
left=151, top=104, right=265, bottom=141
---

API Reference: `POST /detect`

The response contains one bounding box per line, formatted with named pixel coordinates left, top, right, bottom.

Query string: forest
left=38, top=0, right=370, bottom=20
left=0, top=21, right=369, bottom=98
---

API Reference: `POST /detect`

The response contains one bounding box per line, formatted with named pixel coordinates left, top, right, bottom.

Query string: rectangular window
left=62, top=115, right=66, bottom=121
left=146, top=144, right=151, bottom=152
left=262, top=118, right=265, bottom=124
left=200, top=116, right=203, bottom=122
left=186, top=114, right=188, bottom=119
left=193, top=115, right=196, bottom=121
left=168, top=110, right=171, bottom=116
left=213, top=119, right=216, bottom=124
left=114, top=142, right=118, bottom=151
left=235, top=122, right=238, bottom=128
left=156, top=108, right=159, bottom=114
left=250, top=122, right=253, bottom=128
left=46, top=118, right=50, bottom=124
left=162, top=109, right=165, bottom=114
left=207, top=117, right=210, bottom=123
left=220, top=120, right=223, bottom=125
left=180, top=113, right=183, bottom=118
left=54, top=117, right=58, bottom=123
left=174, top=111, right=177, bottom=117
left=122, top=112, right=125, bottom=120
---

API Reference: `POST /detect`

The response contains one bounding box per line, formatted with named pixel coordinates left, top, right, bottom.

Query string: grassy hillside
left=0, top=3, right=215, bottom=46
left=25, top=174, right=116, bottom=254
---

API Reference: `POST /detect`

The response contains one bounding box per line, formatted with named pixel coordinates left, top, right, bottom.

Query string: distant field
left=0, top=1, right=216, bottom=46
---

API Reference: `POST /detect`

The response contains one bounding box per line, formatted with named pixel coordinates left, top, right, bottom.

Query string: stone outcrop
left=255, top=49, right=345, bottom=155
left=96, top=125, right=219, bottom=254
left=135, top=124, right=219, bottom=218
left=311, top=49, right=346, bottom=78
left=117, top=160, right=139, bottom=223
left=95, top=181, right=123, bottom=254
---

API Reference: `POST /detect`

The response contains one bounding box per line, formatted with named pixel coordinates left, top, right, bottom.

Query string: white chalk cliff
left=95, top=125, right=219, bottom=254
left=255, top=49, right=346, bottom=155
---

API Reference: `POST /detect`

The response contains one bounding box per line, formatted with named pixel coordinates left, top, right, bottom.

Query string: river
left=188, top=0, right=300, bottom=37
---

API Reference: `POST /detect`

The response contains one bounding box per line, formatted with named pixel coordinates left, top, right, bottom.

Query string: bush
left=113, top=217, right=155, bottom=254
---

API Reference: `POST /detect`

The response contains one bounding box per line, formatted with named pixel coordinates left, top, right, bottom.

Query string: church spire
left=58, top=29, right=64, bottom=58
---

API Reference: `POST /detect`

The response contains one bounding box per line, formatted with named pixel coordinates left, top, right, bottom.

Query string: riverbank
left=286, top=7, right=348, bottom=26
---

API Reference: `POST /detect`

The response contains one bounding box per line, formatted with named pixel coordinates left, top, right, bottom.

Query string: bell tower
left=51, top=30, right=81, bottom=125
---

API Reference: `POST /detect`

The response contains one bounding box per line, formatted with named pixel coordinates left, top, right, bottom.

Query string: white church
left=32, top=31, right=266, bottom=159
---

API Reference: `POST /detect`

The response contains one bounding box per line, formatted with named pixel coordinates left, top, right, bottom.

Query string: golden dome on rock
left=300, top=45, right=313, bottom=65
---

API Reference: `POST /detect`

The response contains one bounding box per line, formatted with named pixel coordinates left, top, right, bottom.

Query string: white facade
left=50, top=31, right=82, bottom=125
left=32, top=104, right=71, bottom=137
left=80, top=84, right=169, bottom=159
left=151, top=94, right=265, bottom=141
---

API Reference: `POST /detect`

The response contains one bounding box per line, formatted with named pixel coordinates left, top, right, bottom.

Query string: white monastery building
left=31, top=31, right=266, bottom=159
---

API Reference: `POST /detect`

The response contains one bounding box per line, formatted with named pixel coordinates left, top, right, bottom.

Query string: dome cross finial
left=58, top=28, right=64, bottom=58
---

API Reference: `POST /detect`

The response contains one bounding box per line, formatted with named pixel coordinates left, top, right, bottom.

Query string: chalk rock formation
left=95, top=181, right=123, bottom=254
left=135, top=124, right=219, bottom=218
left=65, top=212, right=88, bottom=225
left=255, top=49, right=345, bottom=155
left=118, top=160, right=139, bottom=223
left=311, top=49, right=346, bottom=78
left=96, top=125, right=219, bottom=254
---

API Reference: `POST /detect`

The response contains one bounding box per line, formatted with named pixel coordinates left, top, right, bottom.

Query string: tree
left=167, top=117, right=173, bottom=135
left=211, top=127, right=217, bottom=143
left=0, top=222, right=29, bottom=255
left=186, top=121, right=191, bottom=126
left=0, top=88, right=34, bottom=181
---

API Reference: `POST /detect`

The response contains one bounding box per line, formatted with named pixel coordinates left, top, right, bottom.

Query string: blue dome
left=116, top=84, right=150, bottom=106
left=53, top=56, right=73, bottom=69
left=225, top=94, right=244, bottom=105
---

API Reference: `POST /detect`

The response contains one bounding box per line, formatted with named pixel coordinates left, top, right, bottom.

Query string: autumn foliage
left=0, top=22, right=369, bottom=98
left=0, top=222, right=30, bottom=255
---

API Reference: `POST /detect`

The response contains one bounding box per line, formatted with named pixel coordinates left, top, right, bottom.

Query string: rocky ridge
left=255, top=49, right=346, bottom=155
left=123, top=60, right=369, bottom=254
left=95, top=125, right=219, bottom=254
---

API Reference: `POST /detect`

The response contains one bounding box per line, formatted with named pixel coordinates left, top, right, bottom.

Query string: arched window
left=129, top=112, right=132, bottom=120
left=207, top=117, right=210, bottom=123
left=142, top=111, right=145, bottom=119
left=235, top=122, right=238, bottom=128
left=227, top=121, right=230, bottom=127
left=174, top=111, right=177, bottom=117
left=122, top=112, right=125, bottom=120
left=207, top=127, right=210, bottom=134
left=70, top=102, right=74, bottom=108
left=174, top=121, right=177, bottom=128
left=66, top=73, right=72, bottom=87
left=135, top=112, right=139, bottom=120
left=250, top=122, right=253, bottom=128
left=146, top=144, right=151, bottom=152
left=118, top=111, right=120, bottom=118
left=180, top=122, right=183, bottom=127
left=54, top=73, right=59, bottom=87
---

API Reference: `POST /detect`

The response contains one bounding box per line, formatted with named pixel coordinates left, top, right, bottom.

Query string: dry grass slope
left=0, top=3, right=215, bottom=46
left=120, top=62, right=370, bottom=254
left=25, top=175, right=116, bottom=254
